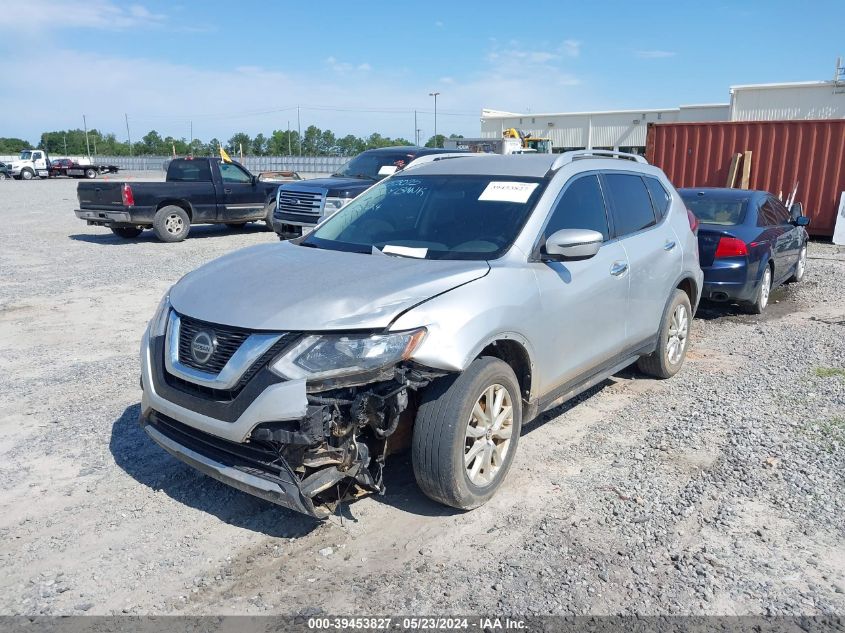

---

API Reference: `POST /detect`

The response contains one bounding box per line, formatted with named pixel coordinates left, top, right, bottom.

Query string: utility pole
left=83, top=115, right=91, bottom=158
left=414, top=110, right=418, bottom=146
left=190, top=121, right=193, bottom=146
left=428, top=92, right=441, bottom=146
left=297, top=106, right=302, bottom=156
left=63, top=133, right=67, bottom=156
left=287, top=120, right=291, bottom=155
left=124, top=113, right=132, bottom=157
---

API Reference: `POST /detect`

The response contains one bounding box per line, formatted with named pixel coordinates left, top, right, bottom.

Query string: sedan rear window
left=304, top=175, right=546, bottom=260
left=682, top=195, right=747, bottom=226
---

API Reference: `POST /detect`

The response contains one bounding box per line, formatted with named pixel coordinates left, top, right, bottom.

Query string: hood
left=281, top=177, right=373, bottom=198
left=170, top=241, right=489, bottom=331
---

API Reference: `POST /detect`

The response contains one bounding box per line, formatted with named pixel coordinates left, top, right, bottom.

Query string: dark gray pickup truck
left=74, top=158, right=283, bottom=242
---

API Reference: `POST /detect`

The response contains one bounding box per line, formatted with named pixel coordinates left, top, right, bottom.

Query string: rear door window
left=757, top=200, right=780, bottom=227
left=603, top=173, right=657, bottom=237
left=768, top=197, right=791, bottom=224
left=543, top=174, right=610, bottom=241
left=643, top=176, right=670, bottom=220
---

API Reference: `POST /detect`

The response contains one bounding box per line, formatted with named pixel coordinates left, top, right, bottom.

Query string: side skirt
left=526, top=337, right=656, bottom=420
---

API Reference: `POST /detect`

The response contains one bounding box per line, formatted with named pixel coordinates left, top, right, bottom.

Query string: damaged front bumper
left=140, top=328, right=442, bottom=519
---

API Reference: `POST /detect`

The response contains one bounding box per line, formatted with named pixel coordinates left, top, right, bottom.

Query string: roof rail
left=404, top=152, right=489, bottom=170
left=551, top=149, right=648, bottom=171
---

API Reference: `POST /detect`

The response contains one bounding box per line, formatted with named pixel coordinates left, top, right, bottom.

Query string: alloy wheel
left=796, top=247, right=807, bottom=280
left=464, top=384, right=514, bottom=487
left=165, top=214, right=184, bottom=234
left=760, top=268, right=772, bottom=309
left=666, top=304, right=689, bottom=365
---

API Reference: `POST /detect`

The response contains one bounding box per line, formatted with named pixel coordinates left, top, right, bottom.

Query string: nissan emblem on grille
left=190, top=331, right=217, bottom=365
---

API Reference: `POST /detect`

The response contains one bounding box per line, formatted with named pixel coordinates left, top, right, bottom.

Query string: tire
left=788, top=244, right=807, bottom=283
left=85, top=168, right=97, bottom=179
left=746, top=264, right=772, bottom=314
left=152, top=205, right=190, bottom=242
left=412, top=357, right=522, bottom=510
left=0, top=173, right=7, bottom=180
left=637, top=289, right=692, bottom=379
left=111, top=227, right=143, bottom=239
left=20, top=169, right=34, bottom=181
left=264, top=200, right=276, bottom=231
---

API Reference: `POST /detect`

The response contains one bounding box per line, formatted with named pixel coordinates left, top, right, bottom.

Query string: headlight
left=150, top=290, right=171, bottom=337
left=270, top=328, right=426, bottom=381
left=324, top=196, right=351, bottom=213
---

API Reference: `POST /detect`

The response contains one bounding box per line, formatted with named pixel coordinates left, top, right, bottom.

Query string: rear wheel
left=747, top=265, right=772, bottom=314
left=788, top=244, right=807, bottom=283
left=412, top=357, right=522, bottom=510
left=84, top=168, right=97, bottom=179
left=0, top=173, right=7, bottom=180
left=152, top=205, right=190, bottom=242
left=111, top=227, right=143, bottom=239
left=638, top=289, right=692, bottom=379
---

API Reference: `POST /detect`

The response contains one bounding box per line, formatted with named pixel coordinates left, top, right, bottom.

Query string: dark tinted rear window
left=682, top=194, right=747, bottom=226
left=644, top=176, right=670, bottom=219
left=604, top=173, right=656, bottom=236
left=168, top=160, right=211, bottom=182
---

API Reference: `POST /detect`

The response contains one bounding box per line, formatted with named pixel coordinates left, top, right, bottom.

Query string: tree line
left=0, top=127, right=464, bottom=157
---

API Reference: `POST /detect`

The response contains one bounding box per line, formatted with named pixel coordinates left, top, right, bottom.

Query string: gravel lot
left=0, top=176, right=843, bottom=617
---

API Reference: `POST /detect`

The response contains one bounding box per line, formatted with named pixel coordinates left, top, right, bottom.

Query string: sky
left=0, top=0, right=842, bottom=145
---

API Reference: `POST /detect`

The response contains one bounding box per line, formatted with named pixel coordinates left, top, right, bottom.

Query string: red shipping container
left=646, top=120, right=845, bottom=236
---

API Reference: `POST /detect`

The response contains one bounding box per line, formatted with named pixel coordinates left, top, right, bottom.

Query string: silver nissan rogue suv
left=140, top=150, right=703, bottom=518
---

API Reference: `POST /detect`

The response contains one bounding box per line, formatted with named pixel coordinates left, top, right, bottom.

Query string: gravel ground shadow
left=109, top=404, right=317, bottom=538
left=69, top=224, right=269, bottom=245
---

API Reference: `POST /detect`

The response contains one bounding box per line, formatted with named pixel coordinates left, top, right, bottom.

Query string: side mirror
left=793, top=215, right=810, bottom=227
left=544, top=228, right=603, bottom=261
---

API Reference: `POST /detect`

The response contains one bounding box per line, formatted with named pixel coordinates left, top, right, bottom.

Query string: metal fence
left=0, top=154, right=348, bottom=175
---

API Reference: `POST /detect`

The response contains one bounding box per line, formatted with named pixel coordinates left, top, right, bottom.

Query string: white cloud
left=636, top=50, right=676, bottom=59
left=562, top=39, right=581, bottom=58
left=0, top=0, right=166, bottom=31
left=325, top=57, right=373, bottom=73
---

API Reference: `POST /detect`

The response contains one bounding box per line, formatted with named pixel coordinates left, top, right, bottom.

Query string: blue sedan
left=679, top=188, right=810, bottom=314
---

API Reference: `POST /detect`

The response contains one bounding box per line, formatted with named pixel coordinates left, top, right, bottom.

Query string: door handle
left=610, top=261, right=629, bottom=277
left=663, top=240, right=676, bottom=251
left=223, top=188, right=232, bottom=194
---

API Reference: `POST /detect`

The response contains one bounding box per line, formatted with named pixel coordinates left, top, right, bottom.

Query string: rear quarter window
left=643, top=176, right=670, bottom=220
left=604, top=173, right=657, bottom=237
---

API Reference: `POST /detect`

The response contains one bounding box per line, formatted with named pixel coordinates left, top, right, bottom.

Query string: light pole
left=428, top=92, right=440, bottom=147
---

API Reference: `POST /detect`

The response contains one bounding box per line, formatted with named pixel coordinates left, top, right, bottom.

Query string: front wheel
left=788, top=244, right=807, bottom=283
left=152, top=205, right=190, bottom=242
left=412, top=357, right=522, bottom=510
left=111, top=227, right=143, bottom=239
left=0, top=173, right=7, bottom=180
left=638, top=289, right=692, bottom=379
left=20, top=169, right=34, bottom=181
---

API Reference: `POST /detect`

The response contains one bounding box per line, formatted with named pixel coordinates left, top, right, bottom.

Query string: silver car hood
left=170, top=241, right=489, bottom=331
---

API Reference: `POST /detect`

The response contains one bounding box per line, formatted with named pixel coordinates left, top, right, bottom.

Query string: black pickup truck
left=74, top=158, right=281, bottom=242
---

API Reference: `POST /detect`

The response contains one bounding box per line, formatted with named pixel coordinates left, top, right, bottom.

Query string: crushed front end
left=139, top=301, right=442, bottom=519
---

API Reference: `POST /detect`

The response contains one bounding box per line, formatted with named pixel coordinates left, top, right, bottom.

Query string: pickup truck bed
left=74, top=158, right=280, bottom=242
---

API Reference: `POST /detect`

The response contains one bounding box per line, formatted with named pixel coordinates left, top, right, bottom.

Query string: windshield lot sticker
left=479, top=181, right=538, bottom=203
left=383, top=245, right=428, bottom=258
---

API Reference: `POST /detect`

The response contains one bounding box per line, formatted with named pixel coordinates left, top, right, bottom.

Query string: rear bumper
left=701, top=257, right=764, bottom=302
left=75, top=208, right=134, bottom=226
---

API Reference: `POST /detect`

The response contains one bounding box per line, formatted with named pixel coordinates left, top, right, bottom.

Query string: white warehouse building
left=481, top=77, right=845, bottom=153
left=479, top=105, right=729, bottom=153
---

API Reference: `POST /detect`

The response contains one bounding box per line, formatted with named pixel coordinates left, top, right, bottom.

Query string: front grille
left=277, top=189, right=323, bottom=219
left=178, top=315, right=250, bottom=373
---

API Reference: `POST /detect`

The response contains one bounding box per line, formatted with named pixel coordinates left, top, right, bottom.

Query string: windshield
left=681, top=194, right=748, bottom=226
left=302, top=174, right=546, bottom=260
left=333, top=152, right=417, bottom=181
left=19, top=151, right=32, bottom=161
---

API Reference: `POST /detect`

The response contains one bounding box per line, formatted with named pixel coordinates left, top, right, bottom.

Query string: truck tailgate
left=77, top=182, right=125, bottom=209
